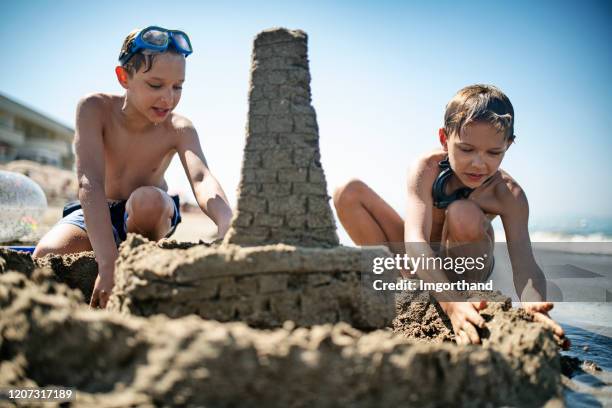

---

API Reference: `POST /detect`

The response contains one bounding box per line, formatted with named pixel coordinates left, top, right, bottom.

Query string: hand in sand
left=522, top=302, right=570, bottom=349
left=440, top=300, right=488, bottom=345
left=89, top=270, right=114, bottom=309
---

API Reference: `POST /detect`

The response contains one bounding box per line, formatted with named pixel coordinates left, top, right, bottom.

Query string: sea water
left=556, top=310, right=612, bottom=407
left=526, top=214, right=612, bottom=407
left=0, top=170, right=47, bottom=243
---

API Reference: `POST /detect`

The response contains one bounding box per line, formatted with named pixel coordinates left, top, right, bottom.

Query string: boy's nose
left=471, top=154, right=486, bottom=169
left=160, top=89, right=175, bottom=106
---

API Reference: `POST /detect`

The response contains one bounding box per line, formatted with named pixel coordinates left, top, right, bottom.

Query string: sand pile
left=1, top=246, right=97, bottom=302
left=0, top=252, right=563, bottom=407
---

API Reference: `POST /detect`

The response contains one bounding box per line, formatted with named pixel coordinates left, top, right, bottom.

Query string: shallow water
left=553, top=303, right=612, bottom=407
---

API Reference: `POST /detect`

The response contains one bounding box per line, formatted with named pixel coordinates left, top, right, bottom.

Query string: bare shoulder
left=75, top=94, right=108, bottom=137
left=495, top=170, right=526, bottom=199
left=77, top=92, right=116, bottom=112
left=406, top=150, right=446, bottom=194
left=169, top=112, right=195, bottom=132
left=495, top=169, right=528, bottom=214
left=408, top=150, right=446, bottom=181
left=409, top=150, right=446, bottom=176
left=76, top=93, right=122, bottom=126
left=168, top=113, right=201, bottom=153
left=167, top=112, right=197, bottom=145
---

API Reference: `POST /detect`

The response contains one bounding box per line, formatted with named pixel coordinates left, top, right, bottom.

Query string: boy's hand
left=89, top=268, right=115, bottom=309
left=521, top=302, right=570, bottom=349
left=440, top=301, right=487, bottom=345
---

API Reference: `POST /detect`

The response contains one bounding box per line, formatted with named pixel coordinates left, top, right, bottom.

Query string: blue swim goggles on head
left=119, top=26, right=193, bottom=65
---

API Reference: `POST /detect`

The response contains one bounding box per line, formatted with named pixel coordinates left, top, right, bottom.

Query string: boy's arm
left=500, top=183, right=568, bottom=346
left=404, top=158, right=487, bottom=345
left=498, top=183, right=546, bottom=300
left=74, top=95, right=118, bottom=308
left=176, top=121, right=233, bottom=238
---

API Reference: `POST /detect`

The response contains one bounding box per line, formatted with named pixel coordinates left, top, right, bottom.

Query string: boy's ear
left=438, top=128, right=448, bottom=151
left=115, top=66, right=129, bottom=89
left=505, top=135, right=515, bottom=151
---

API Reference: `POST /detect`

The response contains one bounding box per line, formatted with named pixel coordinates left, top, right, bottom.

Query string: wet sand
left=1, top=240, right=569, bottom=407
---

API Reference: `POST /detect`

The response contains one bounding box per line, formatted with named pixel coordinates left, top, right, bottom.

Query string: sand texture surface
left=1, top=243, right=565, bottom=407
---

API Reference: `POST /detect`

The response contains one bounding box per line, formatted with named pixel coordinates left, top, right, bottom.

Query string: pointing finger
left=533, top=312, right=565, bottom=337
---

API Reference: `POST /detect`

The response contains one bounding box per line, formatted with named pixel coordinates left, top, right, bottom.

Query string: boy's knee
left=127, top=187, right=172, bottom=230
left=32, top=244, right=54, bottom=258
left=32, top=224, right=92, bottom=257
left=33, top=240, right=75, bottom=258
left=333, top=178, right=367, bottom=210
left=445, top=200, right=487, bottom=243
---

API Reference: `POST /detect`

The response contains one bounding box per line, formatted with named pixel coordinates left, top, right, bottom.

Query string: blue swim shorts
left=57, top=194, right=182, bottom=246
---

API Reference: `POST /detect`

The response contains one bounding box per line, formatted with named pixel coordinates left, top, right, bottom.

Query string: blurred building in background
left=0, top=93, right=74, bottom=169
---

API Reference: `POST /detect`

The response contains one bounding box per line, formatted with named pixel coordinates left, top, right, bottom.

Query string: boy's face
left=439, top=122, right=510, bottom=188
left=119, top=52, right=186, bottom=124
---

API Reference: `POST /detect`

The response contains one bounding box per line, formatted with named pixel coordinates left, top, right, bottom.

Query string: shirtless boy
left=33, top=26, right=233, bottom=308
left=334, top=84, right=568, bottom=346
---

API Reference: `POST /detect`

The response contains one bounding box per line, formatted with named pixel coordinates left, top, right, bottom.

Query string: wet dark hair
left=444, top=84, right=515, bottom=143
left=119, top=29, right=182, bottom=76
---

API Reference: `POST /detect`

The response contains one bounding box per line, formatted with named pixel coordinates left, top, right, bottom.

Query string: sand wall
left=107, top=235, right=395, bottom=330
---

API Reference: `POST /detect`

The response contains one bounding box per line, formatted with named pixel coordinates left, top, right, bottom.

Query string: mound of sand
left=0, top=244, right=565, bottom=407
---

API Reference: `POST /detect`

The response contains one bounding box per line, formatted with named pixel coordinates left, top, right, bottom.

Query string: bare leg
left=33, top=224, right=93, bottom=257
left=125, top=186, right=175, bottom=241
left=333, top=179, right=404, bottom=251
left=441, top=200, right=494, bottom=282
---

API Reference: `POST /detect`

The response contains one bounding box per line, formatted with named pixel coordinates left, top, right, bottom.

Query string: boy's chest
left=102, top=122, right=176, bottom=178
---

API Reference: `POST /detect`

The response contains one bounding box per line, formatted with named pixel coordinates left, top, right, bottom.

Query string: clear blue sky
left=2, top=1, right=611, bottom=235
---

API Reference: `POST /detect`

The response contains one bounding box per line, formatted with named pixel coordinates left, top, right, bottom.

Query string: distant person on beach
left=33, top=27, right=233, bottom=308
left=334, top=84, right=569, bottom=347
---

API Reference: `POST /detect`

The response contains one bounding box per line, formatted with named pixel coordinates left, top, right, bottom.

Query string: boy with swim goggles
left=119, top=26, right=193, bottom=64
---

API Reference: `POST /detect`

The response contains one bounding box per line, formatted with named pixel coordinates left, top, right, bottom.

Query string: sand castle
left=0, top=28, right=564, bottom=407
left=106, top=28, right=395, bottom=330
left=225, top=29, right=338, bottom=248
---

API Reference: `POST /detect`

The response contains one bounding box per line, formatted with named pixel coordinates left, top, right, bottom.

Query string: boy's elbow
left=77, top=175, right=103, bottom=197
